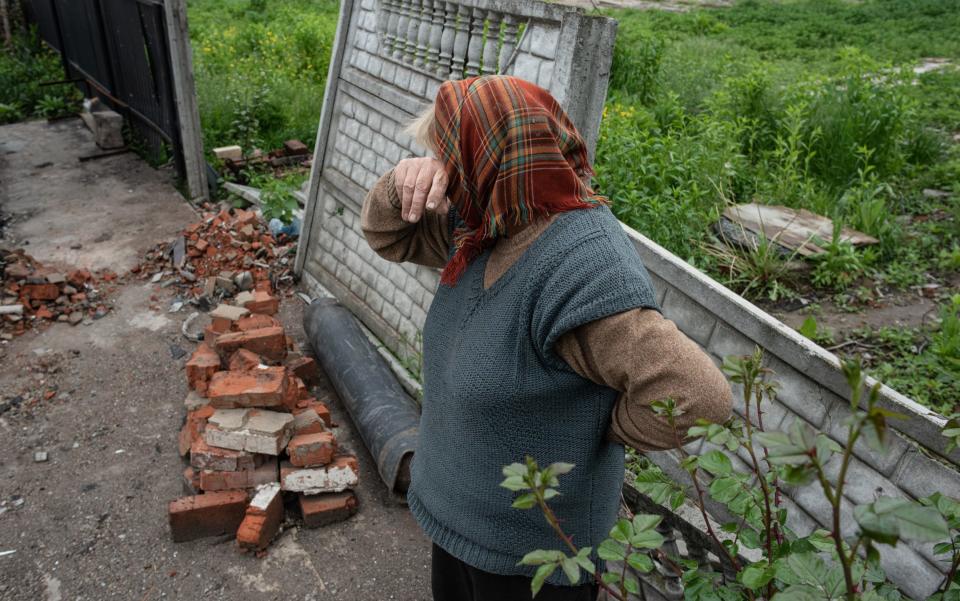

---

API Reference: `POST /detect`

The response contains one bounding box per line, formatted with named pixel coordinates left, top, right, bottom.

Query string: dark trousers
left=431, top=544, right=599, bottom=601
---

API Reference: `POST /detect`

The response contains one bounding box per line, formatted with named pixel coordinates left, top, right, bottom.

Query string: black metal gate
left=23, top=0, right=186, bottom=179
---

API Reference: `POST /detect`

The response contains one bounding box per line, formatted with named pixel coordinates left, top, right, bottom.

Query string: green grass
left=595, top=0, right=960, bottom=412
left=187, top=0, right=338, bottom=157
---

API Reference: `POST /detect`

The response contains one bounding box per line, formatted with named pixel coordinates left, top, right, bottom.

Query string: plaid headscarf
left=432, top=75, right=607, bottom=286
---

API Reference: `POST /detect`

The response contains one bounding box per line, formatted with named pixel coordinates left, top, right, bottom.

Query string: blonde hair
left=404, top=102, right=438, bottom=155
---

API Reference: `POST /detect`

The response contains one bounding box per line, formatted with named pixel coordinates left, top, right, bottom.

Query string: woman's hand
left=394, top=157, right=449, bottom=223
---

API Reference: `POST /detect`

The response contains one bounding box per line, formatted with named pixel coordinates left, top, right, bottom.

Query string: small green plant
left=509, top=350, right=954, bottom=600
left=797, top=315, right=835, bottom=347
left=704, top=230, right=797, bottom=302
left=501, top=458, right=665, bottom=599
left=812, top=223, right=865, bottom=290
left=259, top=178, right=299, bottom=224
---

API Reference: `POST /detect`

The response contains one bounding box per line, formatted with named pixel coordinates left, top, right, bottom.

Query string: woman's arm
left=555, top=308, right=733, bottom=451
left=360, top=165, right=451, bottom=268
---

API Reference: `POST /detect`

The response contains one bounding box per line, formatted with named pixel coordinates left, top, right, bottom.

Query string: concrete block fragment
left=299, top=491, right=358, bottom=528
left=207, top=367, right=288, bottom=408
left=213, top=145, right=242, bottom=161
left=205, top=408, right=294, bottom=455
left=237, top=483, right=284, bottom=551
left=660, top=291, right=715, bottom=347
left=280, top=455, right=359, bottom=494
left=91, top=109, right=124, bottom=149
left=210, top=304, right=250, bottom=322
left=168, top=490, right=248, bottom=542
left=287, top=432, right=337, bottom=468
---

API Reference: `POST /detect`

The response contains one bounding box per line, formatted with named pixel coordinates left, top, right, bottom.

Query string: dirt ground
left=0, top=119, right=431, bottom=601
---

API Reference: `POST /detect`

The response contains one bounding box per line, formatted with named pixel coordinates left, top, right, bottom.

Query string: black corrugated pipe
left=303, top=298, right=419, bottom=494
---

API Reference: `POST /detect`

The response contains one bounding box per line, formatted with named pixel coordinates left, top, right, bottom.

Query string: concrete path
left=0, top=119, right=431, bottom=600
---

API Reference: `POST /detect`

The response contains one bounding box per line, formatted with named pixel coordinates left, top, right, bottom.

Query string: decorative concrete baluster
left=427, top=0, right=443, bottom=71
left=481, top=10, right=501, bottom=75
left=450, top=3, right=470, bottom=80
left=388, top=0, right=406, bottom=54
left=405, top=0, right=421, bottom=60
left=393, top=0, right=410, bottom=60
left=415, top=0, right=432, bottom=68
left=436, top=2, right=457, bottom=78
left=464, top=6, right=484, bottom=76
left=376, top=0, right=391, bottom=45
left=498, top=14, right=518, bottom=73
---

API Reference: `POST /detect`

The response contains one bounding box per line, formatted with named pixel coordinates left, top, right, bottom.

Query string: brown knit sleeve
left=555, top=308, right=733, bottom=451
left=360, top=168, right=451, bottom=269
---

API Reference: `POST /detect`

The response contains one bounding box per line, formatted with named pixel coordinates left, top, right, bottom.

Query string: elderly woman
left=361, top=75, right=732, bottom=601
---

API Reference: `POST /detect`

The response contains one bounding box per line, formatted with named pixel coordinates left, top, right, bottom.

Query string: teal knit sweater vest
left=407, top=206, right=660, bottom=585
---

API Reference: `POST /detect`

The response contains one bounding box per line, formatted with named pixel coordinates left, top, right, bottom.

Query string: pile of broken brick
left=135, top=206, right=297, bottom=310
left=168, top=291, right=359, bottom=552
left=1, top=247, right=115, bottom=338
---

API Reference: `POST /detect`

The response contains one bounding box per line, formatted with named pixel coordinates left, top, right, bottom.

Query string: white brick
left=395, top=291, right=413, bottom=318
left=281, top=458, right=359, bottom=494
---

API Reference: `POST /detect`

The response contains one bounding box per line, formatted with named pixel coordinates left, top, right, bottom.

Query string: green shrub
left=0, top=28, right=81, bottom=124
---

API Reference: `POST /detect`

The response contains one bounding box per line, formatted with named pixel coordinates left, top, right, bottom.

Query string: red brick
left=178, top=405, right=214, bottom=457
left=211, top=316, right=232, bottom=333
left=215, top=326, right=286, bottom=362
left=185, top=343, right=221, bottom=394
left=284, top=139, right=309, bottom=156
left=206, top=367, right=288, bottom=408
left=236, top=483, right=283, bottom=551
left=241, top=290, right=279, bottom=316
left=191, top=438, right=260, bottom=472
left=294, top=399, right=333, bottom=427
left=287, top=432, right=337, bottom=467
left=67, top=269, right=92, bottom=288
left=287, top=356, right=319, bottom=384
left=228, top=349, right=263, bottom=371
left=236, top=314, right=280, bottom=332
left=22, top=283, right=60, bottom=301
left=168, top=490, right=248, bottom=542
left=199, top=459, right=279, bottom=491
left=299, top=491, right=358, bottom=528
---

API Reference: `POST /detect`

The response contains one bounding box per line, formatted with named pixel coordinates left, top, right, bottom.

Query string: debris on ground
left=216, top=139, right=312, bottom=183
left=168, top=291, right=357, bottom=553
left=135, top=206, right=298, bottom=311
left=717, top=203, right=879, bottom=257
left=1, top=246, right=116, bottom=338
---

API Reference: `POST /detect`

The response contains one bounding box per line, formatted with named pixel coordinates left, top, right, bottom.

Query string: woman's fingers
left=407, top=164, right=434, bottom=222
left=401, top=162, right=421, bottom=222
left=392, top=157, right=447, bottom=222
left=426, top=168, right=447, bottom=212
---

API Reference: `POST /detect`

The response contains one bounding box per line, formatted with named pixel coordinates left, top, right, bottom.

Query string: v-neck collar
left=472, top=211, right=574, bottom=298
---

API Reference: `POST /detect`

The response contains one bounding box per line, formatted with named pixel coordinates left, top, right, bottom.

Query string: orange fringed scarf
left=432, top=75, right=608, bottom=287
